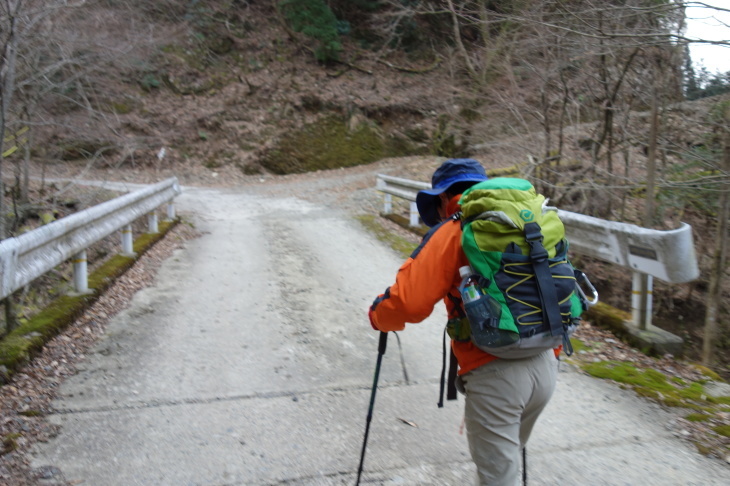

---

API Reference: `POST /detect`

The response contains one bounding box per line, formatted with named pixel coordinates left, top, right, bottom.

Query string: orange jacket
left=370, top=195, right=498, bottom=375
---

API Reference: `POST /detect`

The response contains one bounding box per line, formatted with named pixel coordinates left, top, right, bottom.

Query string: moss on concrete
left=579, top=360, right=730, bottom=423
left=17, top=410, right=43, bottom=417
left=87, top=254, right=136, bottom=291
left=486, top=165, right=522, bottom=177
left=1, top=433, right=22, bottom=453
left=583, top=302, right=683, bottom=357
left=260, top=114, right=424, bottom=175
left=581, top=361, right=676, bottom=394
left=381, top=213, right=429, bottom=238
left=685, top=413, right=712, bottom=422
left=692, top=364, right=721, bottom=381
left=585, top=302, right=632, bottom=330
left=569, top=337, right=589, bottom=354
left=356, top=214, right=418, bottom=259
left=0, top=220, right=179, bottom=384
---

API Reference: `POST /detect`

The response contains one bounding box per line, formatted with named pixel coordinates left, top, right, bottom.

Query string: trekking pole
left=355, top=331, right=388, bottom=486
left=523, top=446, right=528, bottom=486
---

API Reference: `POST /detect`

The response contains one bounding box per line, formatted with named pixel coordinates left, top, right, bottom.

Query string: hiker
left=368, top=158, right=559, bottom=486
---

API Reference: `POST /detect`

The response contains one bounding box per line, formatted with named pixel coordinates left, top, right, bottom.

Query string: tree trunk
left=702, top=114, right=730, bottom=365
left=446, top=0, right=477, bottom=81
left=21, top=109, right=32, bottom=205
left=644, top=89, right=659, bottom=228
left=21, top=141, right=29, bottom=204
left=0, top=1, right=21, bottom=240
left=632, top=85, right=661, bottom=331
left=3, top=294, right=18, bottom=334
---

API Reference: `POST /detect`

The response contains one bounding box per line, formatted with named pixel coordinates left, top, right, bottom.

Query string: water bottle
left=459, top=266, right=483, bottom=304
left=459, top=266, right=504, bottom=346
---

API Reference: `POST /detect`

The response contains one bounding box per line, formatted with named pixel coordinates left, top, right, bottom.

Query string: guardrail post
left=166, top=202, right=176, bottom=221
left=376, top=174, right=430, bottom=228
left=121, top=224, right=135, bottom=256
left=409, top=202, right=419, bottom=227
left=384, top=194, right=392, bottom=214
left=72, top=250, right=90, bottom=294
left=631, top=272, right=653, bottom=330
left=148, top=211, right=159, bottom=233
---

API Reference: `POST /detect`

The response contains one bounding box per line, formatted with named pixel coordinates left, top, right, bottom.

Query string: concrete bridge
left=27, top=178, right=730, bottom=485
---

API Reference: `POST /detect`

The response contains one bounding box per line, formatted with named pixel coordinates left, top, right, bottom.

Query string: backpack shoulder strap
left=438, top=328, right=460, bottom=407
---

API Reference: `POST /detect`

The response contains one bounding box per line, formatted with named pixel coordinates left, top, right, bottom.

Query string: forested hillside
left=1, top=2, right=729, bottom=373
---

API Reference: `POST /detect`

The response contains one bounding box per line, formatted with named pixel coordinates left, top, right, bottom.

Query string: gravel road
left=24, top=166, right=730, bottom=485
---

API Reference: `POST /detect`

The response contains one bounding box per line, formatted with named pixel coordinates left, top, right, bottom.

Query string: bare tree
left=375, top=1, right=730, bottom=363
left=0, top=0, right=175, bottom=334
left=0, top=1, right=93, bottom=235
left=702, top=102, right=730, bottom=366
left=0, top=0, right=22, bottom=240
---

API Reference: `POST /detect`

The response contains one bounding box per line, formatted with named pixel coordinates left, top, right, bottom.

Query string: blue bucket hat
left=416, top=158, right=488, bottom=227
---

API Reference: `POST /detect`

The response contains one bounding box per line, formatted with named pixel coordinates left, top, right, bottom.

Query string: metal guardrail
left=557, top=210, right=698, bottom=284
left=0, top=177, right=182, bottom=300
left=375, top=174, right=430, bottom=227
left=375, top=173, right=700, bottom=329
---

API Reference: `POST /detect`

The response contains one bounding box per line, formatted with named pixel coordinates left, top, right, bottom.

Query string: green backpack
left=455, top=177, right=596, bottom=359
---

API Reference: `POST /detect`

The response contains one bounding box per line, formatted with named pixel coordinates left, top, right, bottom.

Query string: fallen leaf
left=397, top=417, right=418, bottom=428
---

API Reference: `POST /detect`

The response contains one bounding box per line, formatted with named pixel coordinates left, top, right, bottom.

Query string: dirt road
left=27, top=172, right=730, bottom=485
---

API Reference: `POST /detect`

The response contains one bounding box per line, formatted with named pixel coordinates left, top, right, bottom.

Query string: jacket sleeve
left=370, top=219, right=465, bottom=332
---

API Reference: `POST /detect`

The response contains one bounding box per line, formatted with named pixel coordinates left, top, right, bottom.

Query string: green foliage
left=336, top=20, right=351, bottom=36
left=336, top=0, right=381, bottom=11
left=391, top=16, right=424, bottom=51
left=140, top=74, right=161, bottom=92
left=686, top=67, right=730, bottom=101
left=323, top=0, right=390, bottom=49
left=184, top=0, right=215, bottom=28
left=279, top=0, right=342, bottom=62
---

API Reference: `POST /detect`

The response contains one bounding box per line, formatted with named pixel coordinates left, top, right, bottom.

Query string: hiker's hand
left=368, top=307, right=379, bottom=330
left=369, top=292, right=387, bottom=330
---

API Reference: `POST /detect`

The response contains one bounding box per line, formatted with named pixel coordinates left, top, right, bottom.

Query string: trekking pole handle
left=378, top=331, right=388, bottom=355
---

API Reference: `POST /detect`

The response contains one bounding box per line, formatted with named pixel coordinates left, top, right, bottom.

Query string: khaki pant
left=458, top=350, right=558, bottom=486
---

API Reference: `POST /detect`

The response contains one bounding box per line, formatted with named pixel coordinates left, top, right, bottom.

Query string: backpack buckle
left=524, top=228, right=543, bottom=243
left=524, top=222, right=548, bottom=261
